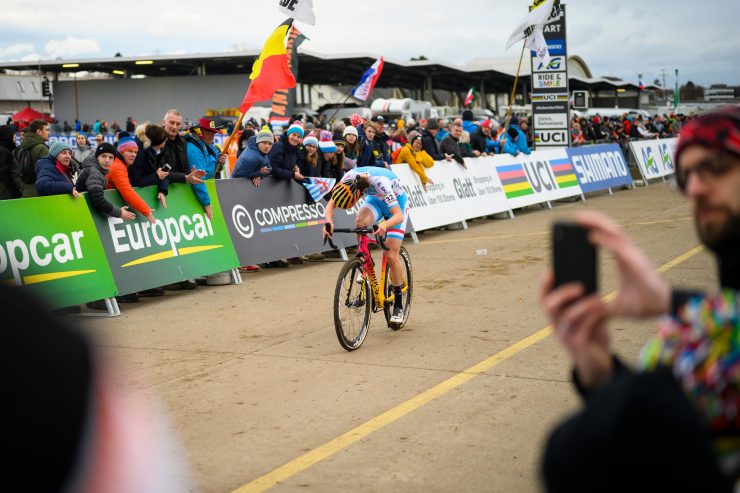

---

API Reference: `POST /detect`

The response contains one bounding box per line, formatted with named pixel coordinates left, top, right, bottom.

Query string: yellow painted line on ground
left=232, top=243, right=705, bottom=493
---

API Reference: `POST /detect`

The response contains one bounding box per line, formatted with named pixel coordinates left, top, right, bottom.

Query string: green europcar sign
left=0, top=195, right=117, bottom=308
left=89, top=182, right=239, bottom=295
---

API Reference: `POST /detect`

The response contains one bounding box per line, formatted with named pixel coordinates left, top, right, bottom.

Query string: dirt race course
left=82, top=182, right=716, bottom=493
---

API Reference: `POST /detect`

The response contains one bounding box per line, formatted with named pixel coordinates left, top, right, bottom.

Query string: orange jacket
left=107, top=158, right=152, bottom=216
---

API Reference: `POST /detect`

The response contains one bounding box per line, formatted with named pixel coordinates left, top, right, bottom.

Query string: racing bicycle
left=324, top=225, right=413, bottom=351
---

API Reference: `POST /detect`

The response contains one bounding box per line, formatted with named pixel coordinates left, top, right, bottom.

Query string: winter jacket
left=319, top=151, right=345, bottom=181
left=395, top=143, right=434, bottom=185
left=372, top=132, right=391, bottom=166
left=184, top=133, right=218, bottom=207
left=0, top=125, right=22, bottom=199
left=20, top=131, right=49, bottom=198
left=355, top=125, right=382, bottom=167
left=73, top=144, right=94, bottom=165
left=268, top=134, right=299, bottom=179
left=129, top=138, right=169, bottom=195
left=499, top=125, right=531, bottom=156
left=34, top=156, right=74, bottom=196
left=107, top=157, right=151, bottom=216
left=420, top=128, right=446, bottom=161
left=162, top=134, right=189, bottom=183
left=75, top=157, right=122, bottom=217
left=440, top=135, right=473, bottom=165
left=470, top=127, right=500, bottom=154
left=462, top=119, right=478, bottom=135
left=232, top=136, right=271, bottom=179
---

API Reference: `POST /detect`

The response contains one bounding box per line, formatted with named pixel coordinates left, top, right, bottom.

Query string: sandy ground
left=80, top=182, right=716, bottom=493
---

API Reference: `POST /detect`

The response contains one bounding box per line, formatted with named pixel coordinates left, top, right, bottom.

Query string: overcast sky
left=1, top=0, right=738, bottom=87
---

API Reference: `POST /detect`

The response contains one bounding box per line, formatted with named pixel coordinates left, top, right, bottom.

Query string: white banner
left=629, top=138, right=678, bottom=181
left=278, top=0, right=315, bottom=25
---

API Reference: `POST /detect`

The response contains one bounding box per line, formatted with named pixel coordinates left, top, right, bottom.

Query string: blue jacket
left=499, top=125, right=531, bottom=156
left=356, top=125, right=383, bottom=167
left=268, top=134, right=299, bottom=179
left=35, top=156, right=74, bottom=196
left=462, top=119, right=478, bottom=135
left=232, top=136, right=271, bottom=179
left=184, top=134, right=218, bottom=206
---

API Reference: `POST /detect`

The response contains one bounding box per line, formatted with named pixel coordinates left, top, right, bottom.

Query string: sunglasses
left=676, top=152, right=737, bottom=193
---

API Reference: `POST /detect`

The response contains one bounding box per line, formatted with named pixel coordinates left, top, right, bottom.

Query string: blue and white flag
left=301, top=177, right=336, bottom=202
left=351, top=57, right=384, bottom=101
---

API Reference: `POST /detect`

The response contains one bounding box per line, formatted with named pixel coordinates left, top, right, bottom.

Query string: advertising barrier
left=216, top=177, right=359, bottom=266
left=493, top=149, right=584, bottom=210
left=0, top=194, right=117, bottom=308
left=566, top=144, right=633, bottom=193
left=629, top=138, right=678, bottom=183
left=88, top=182, right=239, bottom=295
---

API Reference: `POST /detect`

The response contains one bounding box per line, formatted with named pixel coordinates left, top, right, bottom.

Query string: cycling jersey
left=341, top=166, right=406, bottom=208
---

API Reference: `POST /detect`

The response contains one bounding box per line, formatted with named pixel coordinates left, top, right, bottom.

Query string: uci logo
left=231, top=205, right=255, bottom=239
left=537, top=58, right=561, bottom=71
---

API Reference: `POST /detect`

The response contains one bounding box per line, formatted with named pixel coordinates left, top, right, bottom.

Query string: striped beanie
left=286, top=123, right=304, bottom=138
left=303, top=136, right=318, bottom=147
left=319, top=130, right=336, bottom=153
left=117, top=132, right=138, bottom=153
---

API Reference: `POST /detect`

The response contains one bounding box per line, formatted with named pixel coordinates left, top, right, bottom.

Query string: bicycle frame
left=355, top=234, right=407, bottom=311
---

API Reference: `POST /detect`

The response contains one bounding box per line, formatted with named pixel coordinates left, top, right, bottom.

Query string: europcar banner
left=89, top=182, right=239, bottom=295
left=629, top=138, right=678, bottom=181
left=0, top=195, right=116, bottom=308
left=216, top=177, right=359, bottom=266
left=494, top=149, right=584, bottom=209
left=566, top=144, right=633, bottom=193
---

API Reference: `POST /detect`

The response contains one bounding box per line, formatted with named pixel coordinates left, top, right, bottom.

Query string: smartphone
left=552, top=222, right=597, bottom=295
left=160, top=163, right=172, bottom=172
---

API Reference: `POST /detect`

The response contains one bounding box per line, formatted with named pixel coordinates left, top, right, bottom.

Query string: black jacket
left=372, top=132, right=391, bottom=165
left=470, top=127, right=490, bottom=154
left=129, top=138, right=170, bottom=195
left=162, top=134, right=189, bottom=183
left=75, top=158, right=122, bottom=218
left=421, top=128, right=445, bottom=161
left=440, top=134, right=473, bottom=165
left=0, top=125, right=22, bottom=199
left=268, top=134, right=299, bottom=180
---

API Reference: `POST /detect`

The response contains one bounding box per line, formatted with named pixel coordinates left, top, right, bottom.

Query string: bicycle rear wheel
left=384, top=246, right=413, bottom=330
left=334, top=258, right=371, bottom=351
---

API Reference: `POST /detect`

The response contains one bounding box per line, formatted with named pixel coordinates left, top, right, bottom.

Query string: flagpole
left=215, top=110, right=247, bottom=177
left=500, top=41, right=527, bottom=153
left=325, top=89, right=354, bottom=128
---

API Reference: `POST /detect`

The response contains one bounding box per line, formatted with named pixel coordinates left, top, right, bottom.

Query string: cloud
left=44, top=36, right=100, bottom=59
left=0, top=43, right=34, bottom=58
left=19, top=52, right=42, bottom=62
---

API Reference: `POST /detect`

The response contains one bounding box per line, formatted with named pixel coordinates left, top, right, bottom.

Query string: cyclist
left=324, top=166, right=410, bottom=324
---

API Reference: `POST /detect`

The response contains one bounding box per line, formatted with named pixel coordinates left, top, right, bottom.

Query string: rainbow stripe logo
left=550, top=158, right=579, bottom=189
left=260, top=218, right=329, bottom=234
left=497, top=164, right=534, bottom=199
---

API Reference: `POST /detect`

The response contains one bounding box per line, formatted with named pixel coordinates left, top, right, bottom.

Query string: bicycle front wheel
left=334, top=258, right=371, bottom=351
left=384, top=246, right=413, bottom=330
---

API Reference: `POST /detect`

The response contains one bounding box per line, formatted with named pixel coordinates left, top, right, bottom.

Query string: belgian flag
left=239, top=19, right=297, bottom=113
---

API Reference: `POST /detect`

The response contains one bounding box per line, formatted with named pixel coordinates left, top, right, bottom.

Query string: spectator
left=470, top=119, right=499, bottom=155
left=420, top=119, right=453, bottom=162
left=0, top=124, right=23, bottom=200
left=342, top=126, right=360, bottom=169
left=570, top=122, right=586, bottom=147
left=440, top=124, right=473, bottom=168
left=161, top=109, right=204, bottom=186
left=107, top=133, right=155, bottom=224
left=35, top=141, right=80, bottom=198
left=318, top=131, right=344, bottom=181
left=92, top=119, right=101, bottom=135
left=129, top=124, right=170, bottom=202
left=332, top=133, right=349, bottom=175
left=184, top=117, right=227, bottom=220
left=501, top=123, right=532, bottom=155
left=125, top=116, right=135, bottom=132
left=269, top=123, right=305, bottom=181
left=94, top=134, right=104, bottom=148
left=62, top=120, right=72, bottom=132
left=356, top=120, right=382, bottom=168
left=519, top=118, right=534, bottom=148
left=237, top=128, right=256, bottom=158
left=461, top=109, right=477, bottom=135
left=74, top=119, right=81, bottom=132
left=75, top=142, right=136, bottom=221
left=436, top=118, right=451, bottom=143
left=539, top=108, right=740, bottom=492
left=394, top=133, right=435, bottom=190
left=18, top=119, right=50, bottom=197
left=233, top=126, right=274, bottom=186
left=110, top=120, right=121, bottom=133
left=459, top=130, right=475, bottom=157
left=370, top=115, right=391, bottom=167
left=298, top=135, right=320, bottom=177
left=73, top=132, right=94, bottom=164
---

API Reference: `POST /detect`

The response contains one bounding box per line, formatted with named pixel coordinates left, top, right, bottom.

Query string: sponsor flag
left=352, top=57, right=384, bottom=101
left=527, top=29, right=551, bottom=69
left=239, top=19, right=297, bottom=114
left=674, top=69, right=679, bottom=111
left=301, top=177, right=336, bottom=203
left=269, top=26, right=308, bottom=127
left=463, top=87, right=476, bottom=107
left=506, top=0, right=557, bottom=49
left=278, top=0, right=315, bottom=25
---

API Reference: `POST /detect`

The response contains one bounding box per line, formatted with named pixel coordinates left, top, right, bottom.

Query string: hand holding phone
left=552, top=222, right=597, bottom=295
left=159, top=163, right=172, bottom=172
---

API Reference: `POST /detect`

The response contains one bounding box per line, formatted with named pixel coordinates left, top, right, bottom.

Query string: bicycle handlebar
left=323, top=224, right=390, bottom=251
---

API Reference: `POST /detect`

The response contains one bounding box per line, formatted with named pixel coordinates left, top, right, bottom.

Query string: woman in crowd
left=0, top=124, right=22, bottom=200
left=237, top=127, right=256, bottom=158
left=35, top=141, right=81, bottom=198
left=570, top=122, right=586, bottom=146
left=299, top=135, right=321, bottom=177
left=73, top=132, right=94, bottom=164
left=459, top=130, right=475, bottom=156
left=129, top=123, right=170, bottom=201
left=107, top=134, right=156, bottom=224
left=394, top=132, right=435, bottom=191
left=342, top=126, right=360, bottom=170
left=232, top=126, right=274, bottom=187
left=269, top=123, right=305, bottom=181
left=317, top=131, right=344, bottom=181
left=75, top=142, right=136, bottom=221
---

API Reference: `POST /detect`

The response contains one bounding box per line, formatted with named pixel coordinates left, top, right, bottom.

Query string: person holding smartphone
left=130, top=123, right=170, bottom=209
left=539, top=108, right=740, bottom=492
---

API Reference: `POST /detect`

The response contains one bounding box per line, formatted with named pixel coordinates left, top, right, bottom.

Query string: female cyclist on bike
left=324, top=166, right=410, bottom=324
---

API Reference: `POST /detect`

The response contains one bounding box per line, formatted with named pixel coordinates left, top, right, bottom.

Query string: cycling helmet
left=331, top=179, right=361, bottom=209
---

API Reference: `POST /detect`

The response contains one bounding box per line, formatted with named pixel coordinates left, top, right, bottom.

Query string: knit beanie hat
left=286, top=123, right=304, bottom=138
left=319, top=130, right=336, bottom=153
left=302, top=136, right=319, bottom=147
left=675, top=107, right=740, bottom=173
left=48, top=140, right=72, bottom=159
left=95, top=142, right=116, bottom=158
left=117, top=132, right=138, bottom=153
left=255, top=126, right=274, bottom=144
left=343, top=126, right=358, bottom=138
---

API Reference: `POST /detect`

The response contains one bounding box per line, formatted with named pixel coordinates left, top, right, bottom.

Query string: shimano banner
left=566, top=143, right=633, bottom=193
left=216, top=178, right=359, bottom=266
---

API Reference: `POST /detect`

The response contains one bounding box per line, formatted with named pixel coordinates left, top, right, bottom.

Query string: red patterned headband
left=675, top=106, right=740, bottom=170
